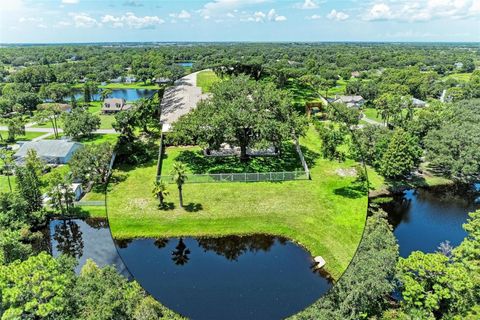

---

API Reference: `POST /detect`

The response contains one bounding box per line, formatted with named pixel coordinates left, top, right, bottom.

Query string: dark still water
left=71, top=88, right=157, bottom=102
left=381, top=187, right=479, bottom=257
left=49, top=218, right=129, bottom=276
left=115, top=235, right=332, bottom=320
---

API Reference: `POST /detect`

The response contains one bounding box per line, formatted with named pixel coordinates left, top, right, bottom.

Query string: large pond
left=70, top=88, right=157, bottom=102
left=115, top=235, right=332, bottom=320
left=49, top=218, right=129, bottom=276
left=381, top=186, right=479, bottom=257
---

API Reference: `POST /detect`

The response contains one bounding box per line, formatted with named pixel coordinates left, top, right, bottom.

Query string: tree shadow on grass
left=334, top=182, right=369, bottom=199
left=174, top=142, right=320, bottom=174
left=184, top=203, right=203, bottom=212
left=158, top=202, right=175, bottom=211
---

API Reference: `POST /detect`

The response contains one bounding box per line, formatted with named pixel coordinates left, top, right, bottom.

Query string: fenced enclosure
left=158, top=169, right=309, bottom=184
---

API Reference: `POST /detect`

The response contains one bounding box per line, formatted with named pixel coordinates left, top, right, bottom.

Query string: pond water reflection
left=381, top=186, right=479, bottom=257
left=116, top=235, right=332, bottom=320
left=70, top=88, right=157, bottom=102
left=49, top=218, right=129, bottom=276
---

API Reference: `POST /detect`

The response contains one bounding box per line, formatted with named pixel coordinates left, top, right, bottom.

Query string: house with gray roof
left=14, top=140, right=83, bottom=165
left=102, top=98, right=132, bottom=114
left=331, top=95, right=365, bottom=108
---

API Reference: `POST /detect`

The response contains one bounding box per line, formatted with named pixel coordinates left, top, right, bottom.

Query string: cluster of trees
left=170, top=75, right=306, bottom=162
left=317, top=96, right=479, bottom=184
left=112, top=95, right=162, bottom=164
left=0, top=252, right=184, bottom=320
left=0, top=150, right=182, bottom=319
left=293, top=208, right=480, bottom=320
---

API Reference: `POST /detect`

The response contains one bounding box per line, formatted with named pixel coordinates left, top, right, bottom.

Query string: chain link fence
left=158, top=170, right=308, bottom=184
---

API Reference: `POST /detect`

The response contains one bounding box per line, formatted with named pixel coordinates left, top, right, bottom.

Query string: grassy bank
left=104, top=126, right=367, bottom=279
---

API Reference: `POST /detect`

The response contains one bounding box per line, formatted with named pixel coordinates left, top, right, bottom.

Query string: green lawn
left=105, top=126, right=368, bottom=279
left=442, top=72, right=472, bottom=82
left=32, top=103, right=115, bottom=130
left=363, top=108, right=383, bottom=122
left=46, top=133, right=119, bottom=145
left=0, top=131, right=47, bottom=143
left=196, top=70, right=220, bottom=93
left=0, top=175, right=15, bottom=193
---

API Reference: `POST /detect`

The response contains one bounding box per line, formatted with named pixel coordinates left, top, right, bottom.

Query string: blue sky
left=1, top=0, right=479, bottom=43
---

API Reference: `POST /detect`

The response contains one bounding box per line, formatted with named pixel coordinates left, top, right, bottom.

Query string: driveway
left=160, top=70, right=211, bottom=132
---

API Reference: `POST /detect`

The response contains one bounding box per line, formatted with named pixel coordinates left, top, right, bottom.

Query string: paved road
left=160, top=70, right=211, bottom=132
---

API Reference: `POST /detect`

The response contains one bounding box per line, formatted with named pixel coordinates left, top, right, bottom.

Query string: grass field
left=0, top=131, right=47, bottom=143
left=104, top=125, right=368, bottom=279
left=196, top=70, right=220, bottom=93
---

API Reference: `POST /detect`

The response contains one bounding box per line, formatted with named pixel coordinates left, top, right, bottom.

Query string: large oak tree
left=171, top=75, right=305, bottom=162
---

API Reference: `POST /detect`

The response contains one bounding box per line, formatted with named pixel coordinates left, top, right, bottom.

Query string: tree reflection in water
left=171, top=238, right=190, bottom=266
left=53, top=219, right=84, bottom=259
left=154, top=238, right=169, bottom=249
left=114, top=238, right=133, bottom=249
left=196, top=235, right=280, bottom=261
left=84, top=217, right=109, bottom=229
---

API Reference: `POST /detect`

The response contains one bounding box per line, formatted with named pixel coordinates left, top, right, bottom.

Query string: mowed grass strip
left=196, top=70, right=220, bottom=93
left=106, top=126, right=367, bottom=279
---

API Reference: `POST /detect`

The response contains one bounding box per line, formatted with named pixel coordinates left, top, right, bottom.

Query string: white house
left=14, top=140, right=83, bottom=165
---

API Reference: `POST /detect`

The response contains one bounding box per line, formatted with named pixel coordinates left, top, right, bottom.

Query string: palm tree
left=152, top=180, right=169, bottom=208
left=171, top=162, right=187, bottom=208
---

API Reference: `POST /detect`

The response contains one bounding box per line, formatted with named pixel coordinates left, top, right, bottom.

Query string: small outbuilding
left=14, top=140, right=83, bottom=165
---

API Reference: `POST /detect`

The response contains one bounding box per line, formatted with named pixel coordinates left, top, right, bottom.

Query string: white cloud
left=247, top=9, right=286, bottom=22
left=62, top=0, right=79, bottom=4
left=57, top=21, right=72, bottom=27
left=37, top=23, right=47, bottom=29
left=101, top=12, right=164, bottom=29
left=169, top=10, right=191, bottom=19
left=307, top=14, right=322, bottom=20
left=363, top=0, right=480, bottom=22
left=364, top=3, right=392, bottom=21
left=294, top=0, right=319, bottom=10
left=70, top=13, right=100, bottom=28
left=327, top=9, right=349, bottom=21
left=19, top=17, right=43, bottom=23
left=199, top=0, right=267, bottom=18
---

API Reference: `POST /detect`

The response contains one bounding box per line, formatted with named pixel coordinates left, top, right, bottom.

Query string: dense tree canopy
left=171, top=75, right=306, bottom=161
left=424, top=99, right=480, bottom=184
